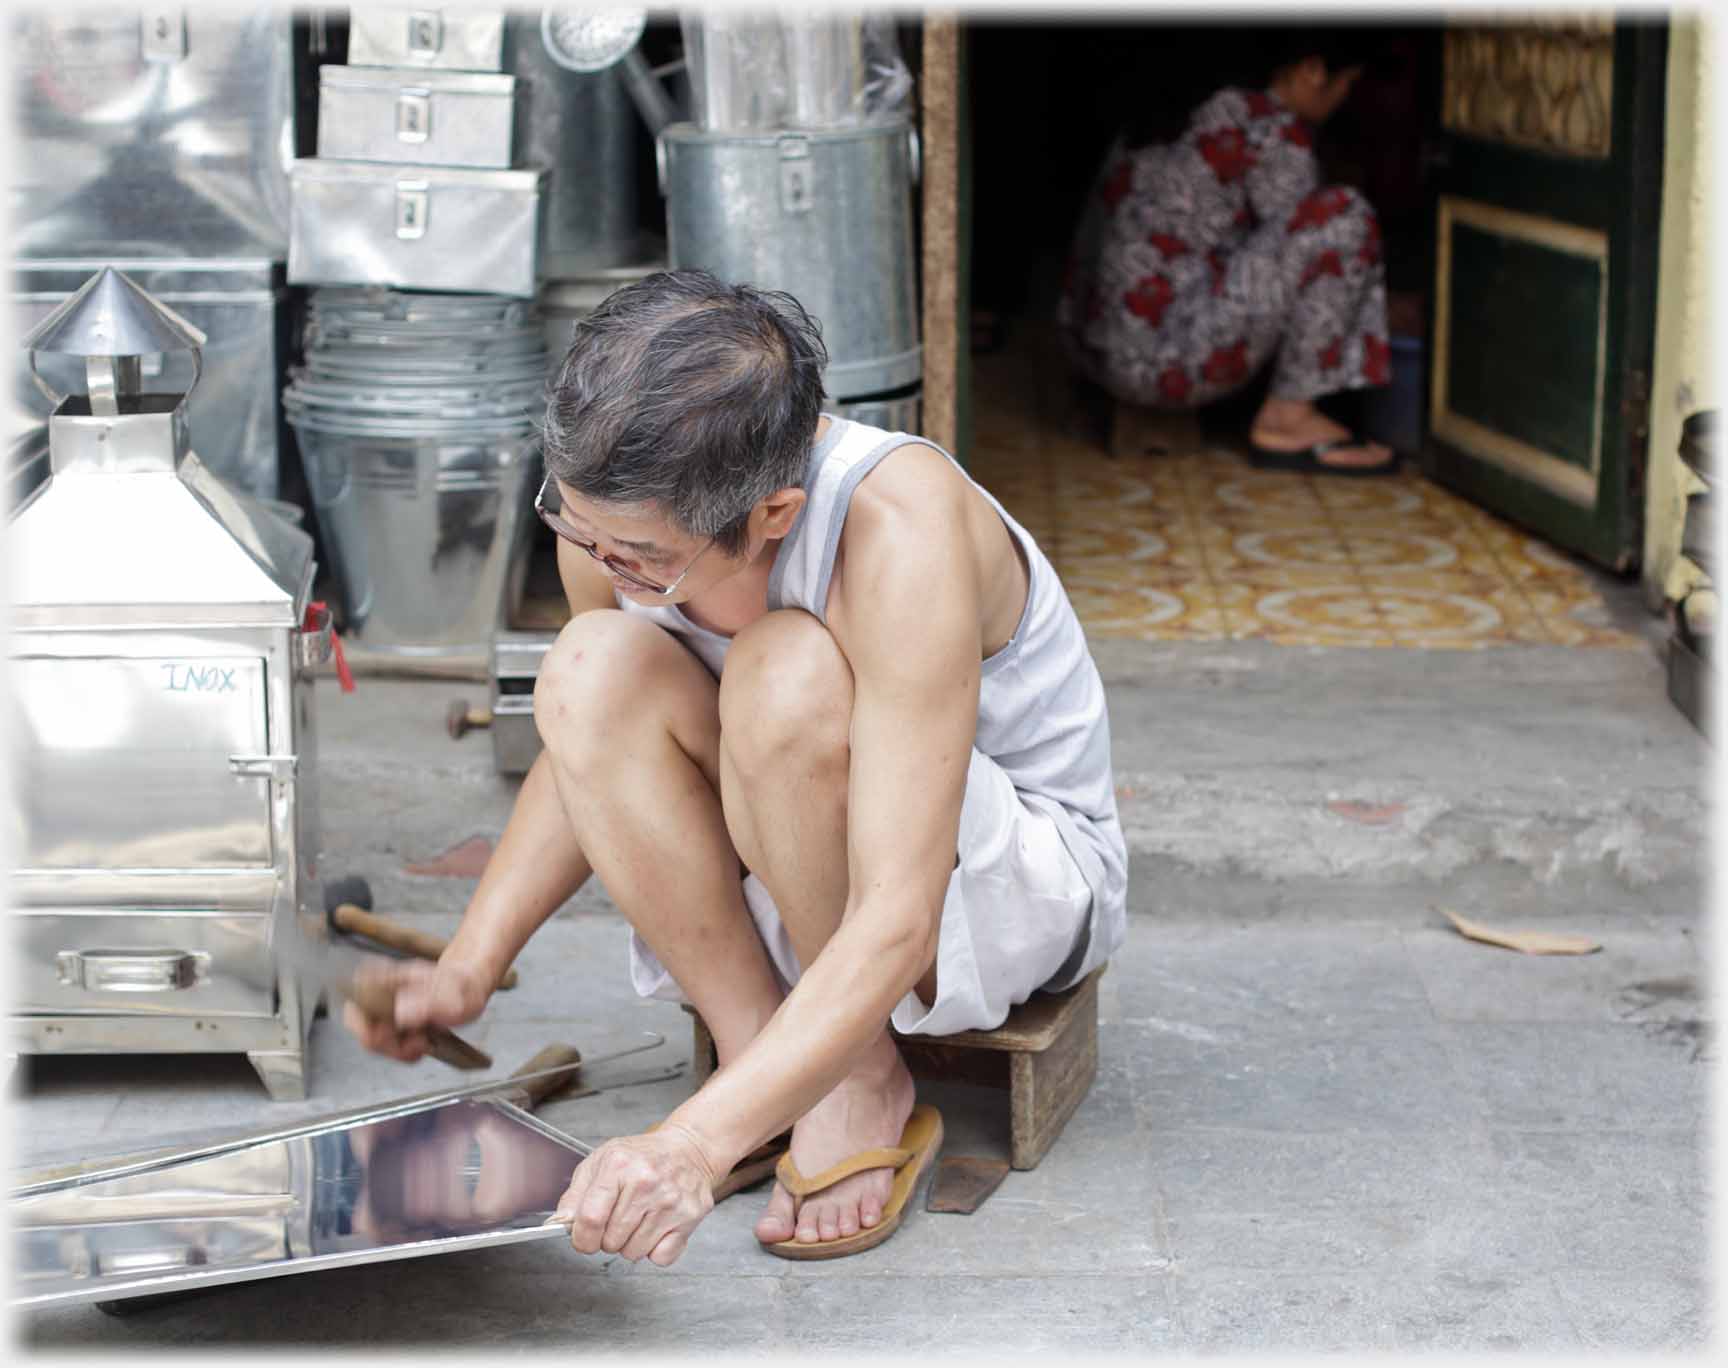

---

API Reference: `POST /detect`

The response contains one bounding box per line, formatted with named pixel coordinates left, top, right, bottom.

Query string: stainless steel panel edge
left=11, top=1096, right=585, bottom=1308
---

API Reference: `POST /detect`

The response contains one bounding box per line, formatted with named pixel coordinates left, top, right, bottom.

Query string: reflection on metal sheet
left=13, top=655, right=273, bottom=871
left=12, top=1098, right=586, bottom=1308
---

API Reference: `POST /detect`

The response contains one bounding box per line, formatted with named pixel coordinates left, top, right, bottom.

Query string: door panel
left=1427, top=17, right=1666, bottom=570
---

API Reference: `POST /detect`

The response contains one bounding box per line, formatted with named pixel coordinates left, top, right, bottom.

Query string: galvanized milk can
left=658, top=119, right=922, bottom=408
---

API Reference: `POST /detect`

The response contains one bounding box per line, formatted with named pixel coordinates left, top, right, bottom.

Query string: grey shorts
left=628, top=747, right=1095, bottom=1036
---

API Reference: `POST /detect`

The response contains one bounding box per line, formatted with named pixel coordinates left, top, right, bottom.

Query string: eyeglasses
left=534, top=474, right=718, bottom=597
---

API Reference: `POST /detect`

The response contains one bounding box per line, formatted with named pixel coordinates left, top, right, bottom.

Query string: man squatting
left=346, top=270, right=1128, bottom=1264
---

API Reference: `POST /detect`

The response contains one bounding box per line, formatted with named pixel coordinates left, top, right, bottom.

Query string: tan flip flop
left=763, top=1103, right=945, bottom=1261
left=648, top=1123, right=789, bottom=1202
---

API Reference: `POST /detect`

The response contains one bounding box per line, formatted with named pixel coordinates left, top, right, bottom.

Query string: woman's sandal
left=762, top=1104, right=945, bottom=1261
left=1248, top=433, right=1402, bottom=477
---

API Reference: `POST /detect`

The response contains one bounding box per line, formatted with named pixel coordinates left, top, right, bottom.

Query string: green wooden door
left=1426, top=18, right=1667, bottom=570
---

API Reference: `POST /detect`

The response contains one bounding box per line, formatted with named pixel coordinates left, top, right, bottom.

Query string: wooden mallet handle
left=343, top=973, right=493, bottom=1072
left=331, top=903, right=519, bottom=991
left=497, top=1044, right=585, bottom=1112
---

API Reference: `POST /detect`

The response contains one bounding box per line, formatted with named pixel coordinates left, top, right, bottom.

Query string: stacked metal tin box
left=287, top=7, right=558, bottom=675
left=291, top=8, right=547, bottom=298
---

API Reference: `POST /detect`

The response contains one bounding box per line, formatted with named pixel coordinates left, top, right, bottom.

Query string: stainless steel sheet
left=11, top=1097, right=583, bottom=1308
left=289, top=161, right=547, bottom=298
left=10, top=8, right=293, bottom=259
left=12, top=654, right=273, bottom=871
left=317, top=66, right=517, bottom=169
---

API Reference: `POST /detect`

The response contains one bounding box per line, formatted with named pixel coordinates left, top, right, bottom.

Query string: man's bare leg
left=718, top=610, right=931, bottom=1247
left=535, top=611, right=785, bottom=1067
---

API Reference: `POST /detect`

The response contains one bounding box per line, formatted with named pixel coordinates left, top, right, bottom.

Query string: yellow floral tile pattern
left=967, top=336, right=1644, bottom=650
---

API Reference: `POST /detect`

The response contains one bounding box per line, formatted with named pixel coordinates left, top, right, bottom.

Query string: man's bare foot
left=754, top=1034, right=917, bottom=1247
left=1250, top=395, right=1394, bottom=470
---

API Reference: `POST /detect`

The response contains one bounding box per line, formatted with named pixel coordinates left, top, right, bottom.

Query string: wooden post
left=920, top=15, right=969, bottom=464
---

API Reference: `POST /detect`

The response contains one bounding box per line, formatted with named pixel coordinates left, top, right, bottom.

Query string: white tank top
left=617, top=416, right=1127, bottom=983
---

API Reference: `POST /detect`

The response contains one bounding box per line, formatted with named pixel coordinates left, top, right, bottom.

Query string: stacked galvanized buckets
left=283, top=288, right=546, bottom=672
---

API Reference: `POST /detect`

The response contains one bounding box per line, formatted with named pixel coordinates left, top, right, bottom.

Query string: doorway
left=962, top=18, right=1661, bottom=650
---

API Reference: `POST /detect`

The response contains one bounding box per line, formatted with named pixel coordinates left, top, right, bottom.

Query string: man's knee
left=534, top=610, right=685, bottom=758
left=718, top=610, right=853, bottom=776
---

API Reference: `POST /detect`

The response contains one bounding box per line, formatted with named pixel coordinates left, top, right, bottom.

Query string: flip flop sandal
left=763, top=1103, right=945, bottom=1261
left=1249, top=434, right=1402, bottom=477
left=648, top=1123, right=790, bottom=1202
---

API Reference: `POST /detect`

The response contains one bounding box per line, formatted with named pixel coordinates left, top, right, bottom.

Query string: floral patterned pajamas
left=1059, top=87, right=1390, bottom=410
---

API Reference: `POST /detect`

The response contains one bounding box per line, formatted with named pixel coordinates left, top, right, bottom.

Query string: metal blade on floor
left=925, top=1155, right=1012, bottom=1214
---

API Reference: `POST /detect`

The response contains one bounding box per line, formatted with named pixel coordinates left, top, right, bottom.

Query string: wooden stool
left=682, top=965, right=1104, bottom=1172
left=1109, top=400, right=1203, bottom=459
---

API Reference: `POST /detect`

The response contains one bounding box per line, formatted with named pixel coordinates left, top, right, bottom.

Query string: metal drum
left=659, top=119, right=920, bottom=401
left=834, top=388, right=922, bottom=437
left=538, top=255, right=669, bottom=377
left=505, top=16, right=644, bottom=277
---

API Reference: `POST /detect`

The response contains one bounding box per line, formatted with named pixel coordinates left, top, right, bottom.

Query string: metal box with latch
left=346, top=5, right=507, bottom=71
left=7, top=269, right=334, bottom=1101
left=317, top=66, right=517, bottom=169
left=289, top=160, right=547, bottom=298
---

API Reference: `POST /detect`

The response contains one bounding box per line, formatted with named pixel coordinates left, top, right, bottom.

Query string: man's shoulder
left=845, top=438, right=971, bottom=537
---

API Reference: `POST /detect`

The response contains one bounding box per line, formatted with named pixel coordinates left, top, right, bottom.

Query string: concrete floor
left=7, top=630, right=1715, bottom=1355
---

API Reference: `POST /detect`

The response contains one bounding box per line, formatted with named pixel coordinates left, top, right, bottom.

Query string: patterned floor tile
left=1232, top=584, right=1397, bottom=646
left=1065, top=577, right=1233, bottom=640
left=964, top=340, right=1632, bottom=650
left=1379, top=585, right=1547, bottom=648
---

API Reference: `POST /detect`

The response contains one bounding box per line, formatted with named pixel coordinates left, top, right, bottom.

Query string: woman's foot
left=753, top=1034, right=917, bottom=1248
left=1250, top=396, right=1394, bottom=471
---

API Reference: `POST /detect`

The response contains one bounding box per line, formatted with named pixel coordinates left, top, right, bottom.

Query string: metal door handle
left=57, top=950, right=209, bottom=993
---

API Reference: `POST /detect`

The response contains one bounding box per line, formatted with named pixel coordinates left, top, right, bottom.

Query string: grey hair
left=541, top=269, right=829, bottom=557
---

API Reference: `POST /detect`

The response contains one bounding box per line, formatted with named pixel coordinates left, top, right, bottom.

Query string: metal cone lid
left=21, top=267, right=207, bottom=358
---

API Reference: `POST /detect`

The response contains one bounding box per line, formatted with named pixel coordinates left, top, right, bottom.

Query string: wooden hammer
left=446, top=698, right=492, bottom=739
left=325, top=875, right=519, bottom=991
